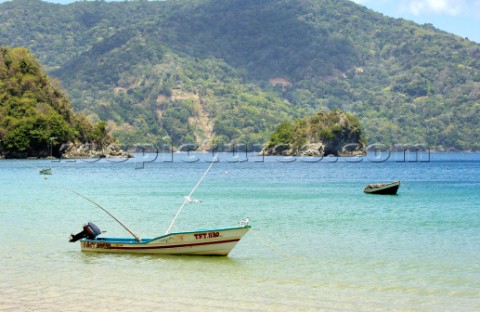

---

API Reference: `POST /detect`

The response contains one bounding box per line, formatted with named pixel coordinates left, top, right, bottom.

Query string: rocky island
left=262, top=109, right=366, bottom=157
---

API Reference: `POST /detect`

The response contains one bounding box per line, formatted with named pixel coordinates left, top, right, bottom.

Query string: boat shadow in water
left=77, top=249, right=245, bottom=265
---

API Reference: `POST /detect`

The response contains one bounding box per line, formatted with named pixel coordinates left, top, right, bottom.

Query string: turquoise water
left=1, top=152, right=479, bottom=311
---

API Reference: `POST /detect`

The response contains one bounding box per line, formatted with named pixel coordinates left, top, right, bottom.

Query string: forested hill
left=0, top=47, right=107, bottom=158
left=1, top=0, right=479, bottom=150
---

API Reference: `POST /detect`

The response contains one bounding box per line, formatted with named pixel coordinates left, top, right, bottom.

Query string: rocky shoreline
left=261, top=142, right=366, bottom=157
left=60, top=142, right=134, bottom=159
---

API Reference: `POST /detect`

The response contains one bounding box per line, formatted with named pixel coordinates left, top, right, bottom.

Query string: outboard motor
left=69, top=222, right=102, bottom=242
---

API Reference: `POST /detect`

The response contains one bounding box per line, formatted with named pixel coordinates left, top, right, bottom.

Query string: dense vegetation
left=265, top=109, right=365, bottom=155
left=0, top=47, right=108, bottom=158
left=0, top=0, right=479, bottom=150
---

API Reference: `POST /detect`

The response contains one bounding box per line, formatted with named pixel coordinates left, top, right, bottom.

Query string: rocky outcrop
left=262, top=109, right=366, bottom=157
left=60, top=142, right=133, bottom=159
left=300, top=143, right=325, bottom=157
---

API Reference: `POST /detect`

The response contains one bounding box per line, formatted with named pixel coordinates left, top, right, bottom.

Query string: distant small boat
left=39, top=168, right=52, bottom=175
left=364, top=180, right=400, bottom=195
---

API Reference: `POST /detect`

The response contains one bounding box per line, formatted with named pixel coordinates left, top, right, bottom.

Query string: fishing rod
left=66, top=189, right=141, bottom=242
left=165, top=153, right=218, bottom=234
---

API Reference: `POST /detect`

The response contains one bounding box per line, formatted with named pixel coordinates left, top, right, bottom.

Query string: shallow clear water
left=1, top=152, right=479, bottom=311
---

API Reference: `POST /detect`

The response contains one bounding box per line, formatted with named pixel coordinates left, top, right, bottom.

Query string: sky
left=351, top=0, right=480, bottom=43
left=0, top=0, right=479, bottom=43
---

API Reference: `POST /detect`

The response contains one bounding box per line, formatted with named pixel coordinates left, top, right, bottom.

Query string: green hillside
left=1, top=0, right=479, bottom=150
left=0, top=46, right=107, bottom=158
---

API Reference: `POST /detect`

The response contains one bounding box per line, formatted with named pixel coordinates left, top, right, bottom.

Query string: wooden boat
left=39, top=168, right=52, bottom=175
left=69, top=154, right=250, bottom=256
left=364, top=180, right=400, bottom=195
left=70, top=222, right=250, bottom=256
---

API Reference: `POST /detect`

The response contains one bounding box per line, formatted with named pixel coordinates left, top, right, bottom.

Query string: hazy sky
left=352, top=0, right=480, bottom=43
left=1, top=0, right=479, bottom=43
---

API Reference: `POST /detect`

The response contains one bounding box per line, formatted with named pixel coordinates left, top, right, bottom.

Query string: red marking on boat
left=105, top=239, right=241, bottom=250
